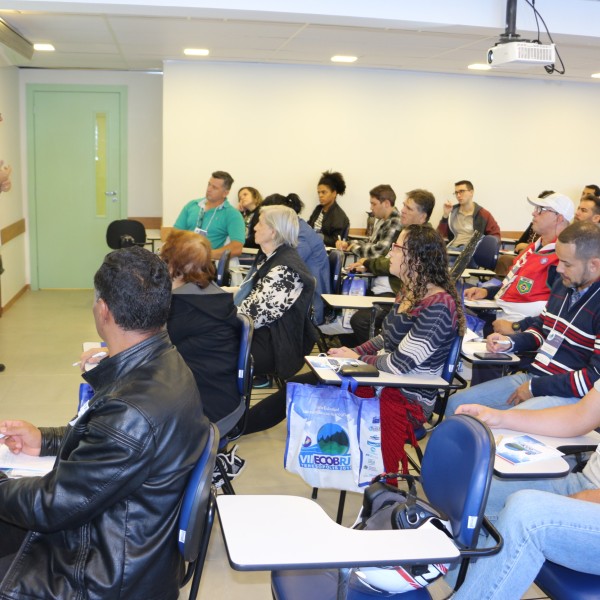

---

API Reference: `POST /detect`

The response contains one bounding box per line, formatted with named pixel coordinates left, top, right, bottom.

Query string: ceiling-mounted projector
left=487, top=41, right=556, bottom=67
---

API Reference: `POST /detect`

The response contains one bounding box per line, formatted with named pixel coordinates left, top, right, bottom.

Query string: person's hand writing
left=0, top=420, right=42, bottom=456
left=455, top=404, right=504, bottom=428
left=464, top=287, right=488, bottom=300
left=346, top=259, right=366, bottom=273
left=78, top=347, right=108, bottom=372
left=328, top=347, right=359, bottom=360
left=335, top=240, right=349, bottom=251
left=493, top=319, right=515, bottom=335
left=506, top=382, right=533, bottom=406
left=486, top=333, right=512, bottom=352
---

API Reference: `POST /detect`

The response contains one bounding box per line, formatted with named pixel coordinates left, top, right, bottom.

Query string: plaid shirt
left=349, top=208, right=402, bottom=259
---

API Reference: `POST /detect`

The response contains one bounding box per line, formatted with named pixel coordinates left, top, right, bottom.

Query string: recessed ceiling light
left=591, top=73, right=600, bottom=79
left=34, top=43, right=55, bottom=52
left=468, top=63, right=492, bottom=71
left=331, top=55, right=357, bottom=63
left=184, top=48, right=209, bottom=57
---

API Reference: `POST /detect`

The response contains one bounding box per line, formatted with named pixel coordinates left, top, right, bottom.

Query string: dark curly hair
left=400, top=224, right=465, bottom=335
left=318, top=171, right=346, bottom=196
left=262, top=192, right=305, bottom=215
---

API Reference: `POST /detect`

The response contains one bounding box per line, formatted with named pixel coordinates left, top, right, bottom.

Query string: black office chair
left=214, top=313, right=254, bottom=495
left=178, top=422, right=219, bottom=600
left=216, top=250, right=232, bottom=287
left=106, top=219, right=146, bottom=249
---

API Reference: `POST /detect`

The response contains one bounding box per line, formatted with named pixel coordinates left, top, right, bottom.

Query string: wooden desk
left=305, top=355, right=448, bottom=388
left=217, top=494, right=459, bottom=571
left=492, top=428, right=600, bottom=479
left=145, top=228, right=162, bottom=252
left=321, top=294, right=395, bottom=310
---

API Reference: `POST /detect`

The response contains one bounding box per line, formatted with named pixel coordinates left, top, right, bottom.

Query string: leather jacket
left=0, top=331, right=208, bottom=599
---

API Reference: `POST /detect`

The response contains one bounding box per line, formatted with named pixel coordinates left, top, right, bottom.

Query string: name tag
left=537, top=331, right=563, bottom=365
left=194, top=227, right=208, bottom=237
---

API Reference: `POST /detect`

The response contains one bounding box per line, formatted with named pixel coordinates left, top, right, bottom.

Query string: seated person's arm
left=363, top=256, right=391, bottom=276
left=238, top=266, right=302, bottom=328
left=464, top=287, right=489, bottom=300
left=457, top=382, right=600, bottom=438
left=212, top=239, right=243, bottom=259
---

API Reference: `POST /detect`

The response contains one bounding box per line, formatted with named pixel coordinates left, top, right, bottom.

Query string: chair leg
left=336, top=491, right=346, bottom=524
left=311, top=487, right=318, bottom=500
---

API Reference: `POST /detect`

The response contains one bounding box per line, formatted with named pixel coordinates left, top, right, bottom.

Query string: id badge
left=194, top=227, right=208, bottom=237
left=537, top=331, right=563, bottom=366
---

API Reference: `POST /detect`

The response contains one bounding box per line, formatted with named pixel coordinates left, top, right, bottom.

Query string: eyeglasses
left=391, top=243, right=407, bottom=252
left=453, top=189, right=470, bottom=196
left=533, top=206, right=558, bottom=216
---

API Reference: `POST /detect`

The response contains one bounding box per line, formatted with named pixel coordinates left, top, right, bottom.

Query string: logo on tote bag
left=298, top=423, right=352, bottom=470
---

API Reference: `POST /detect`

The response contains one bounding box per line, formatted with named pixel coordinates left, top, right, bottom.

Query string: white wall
left=19, top=69, right=163, bottom=218
left=0, top=65, right=27, bottom=306
left=163, top=61, right=600, bottom=232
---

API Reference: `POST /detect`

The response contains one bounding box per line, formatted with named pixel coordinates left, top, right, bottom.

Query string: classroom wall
left=0, top=66, right=27, bottom=308
left=163, top=60, right=600, bottom=233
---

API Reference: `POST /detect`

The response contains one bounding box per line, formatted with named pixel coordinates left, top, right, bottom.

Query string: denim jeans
left=445, top=373, right=580, bottom=416
left=453, top=472, right=600, bottom=599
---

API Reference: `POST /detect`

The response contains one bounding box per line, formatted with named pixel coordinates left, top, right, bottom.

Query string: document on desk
left=495, top=435, right=564, bottom=465
left=0, top=445, right=55, bottom=478
left=464, top=299, right=499, bottom=309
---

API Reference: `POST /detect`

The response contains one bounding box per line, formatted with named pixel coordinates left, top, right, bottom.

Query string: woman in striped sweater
left=246, top=225, right=464, bottom=471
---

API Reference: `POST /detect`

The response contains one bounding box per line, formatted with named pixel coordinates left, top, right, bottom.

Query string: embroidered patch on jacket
left=517, top=276, right=534, bottom=295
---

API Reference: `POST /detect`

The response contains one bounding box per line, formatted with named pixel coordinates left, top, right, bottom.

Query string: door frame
left=26, top=84, right=128, bottom=289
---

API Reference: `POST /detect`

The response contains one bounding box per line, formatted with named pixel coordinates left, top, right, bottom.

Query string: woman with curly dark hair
left=246, top=225, right=464, bottom=475
left=308, top=170, right=350, bottom=247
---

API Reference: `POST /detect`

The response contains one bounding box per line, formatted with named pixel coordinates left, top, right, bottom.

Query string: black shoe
left=252, top=375, right=271, bottom=389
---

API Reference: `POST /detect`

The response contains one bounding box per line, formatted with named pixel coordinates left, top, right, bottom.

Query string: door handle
left=104, top=191, right=117, bottom=196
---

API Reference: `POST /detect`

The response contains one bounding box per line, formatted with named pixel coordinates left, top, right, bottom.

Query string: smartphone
left=474, top=352, right=511, bottom=361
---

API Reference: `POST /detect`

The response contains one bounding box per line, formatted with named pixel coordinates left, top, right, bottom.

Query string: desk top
left=242, top=247, right=259, bottom=255
left=217, top=495, right=459, bottom=571
left=461, top=341, right=520, bottom=365
left=464, top=299, right=499, bottom=310
left=460, top=268, right=498, bottom=279
left=321, top=294, right=395, bottom=310
left=493, top=428, right=600, bottom=479
left=305, top=355, right=448, bottom=388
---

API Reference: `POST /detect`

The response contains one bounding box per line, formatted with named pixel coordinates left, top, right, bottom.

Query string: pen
left=72, top=351, right=108, bottom=367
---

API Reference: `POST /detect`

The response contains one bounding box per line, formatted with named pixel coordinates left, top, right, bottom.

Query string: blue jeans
left=446, top=373, right=580, bottom=416
left=453, top=472, right=600, bottom=599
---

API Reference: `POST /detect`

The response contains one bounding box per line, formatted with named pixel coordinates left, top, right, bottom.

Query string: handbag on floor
left=352, top=472, right=451, bottom=594
left=284, top=378, right=383, bottom=492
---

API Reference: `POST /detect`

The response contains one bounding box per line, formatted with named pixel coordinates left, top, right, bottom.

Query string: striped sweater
left=512, top=278, right=600, bottom=398
left=354, top=291, right=458, bottom=417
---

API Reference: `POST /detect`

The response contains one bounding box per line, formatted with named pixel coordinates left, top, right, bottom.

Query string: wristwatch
left=511, top=322, right=521, bottom=331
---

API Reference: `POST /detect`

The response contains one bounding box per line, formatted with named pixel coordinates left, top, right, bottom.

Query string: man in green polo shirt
left=174, top=170, right=245, bottom=258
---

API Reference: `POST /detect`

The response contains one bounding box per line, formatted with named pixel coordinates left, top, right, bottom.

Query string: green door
left=27, top=85, right=127, bottom=288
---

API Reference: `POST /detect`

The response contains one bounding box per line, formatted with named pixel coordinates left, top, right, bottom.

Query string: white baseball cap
left=527, top=193, right=575, bottom=222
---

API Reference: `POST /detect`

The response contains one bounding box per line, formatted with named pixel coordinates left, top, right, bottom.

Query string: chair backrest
left=106, top=219, right=146, bottom=249
left=178, top=422, right=219, bottom=562
left=420, top=415, right=495, bottom=549
left=471, top=235, right=500, bottom=271
left=216, top=249, right=232, bottom=287
left=441, top=335, right=464, bottom=383
left=328, top=249, right=344, bottom=294
left=448, top=230, right=482, bottom=282
left=236, top=312, right=254, bottom=403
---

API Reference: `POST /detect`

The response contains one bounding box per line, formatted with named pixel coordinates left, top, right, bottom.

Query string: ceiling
left=1, top=2, right=600, bottom=83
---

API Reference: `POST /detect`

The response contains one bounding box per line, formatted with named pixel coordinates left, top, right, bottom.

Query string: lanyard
left=195, top=200, right=223, bottom=232
left=546, top=286, right=600, bottom=341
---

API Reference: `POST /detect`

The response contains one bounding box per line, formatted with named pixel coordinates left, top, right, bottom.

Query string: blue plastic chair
left=178, top=422, right=219, bottom=600
left=536, top=561, right=600, bottom=600
left=216, top=249, right=232, bottom=287
left=271, top=415, right=502, bottom=600
left=214, top=313, right=254, bottom=494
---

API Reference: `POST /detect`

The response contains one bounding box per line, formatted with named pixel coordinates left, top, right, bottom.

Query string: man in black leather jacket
left=0, top=246, right=209, bottom=600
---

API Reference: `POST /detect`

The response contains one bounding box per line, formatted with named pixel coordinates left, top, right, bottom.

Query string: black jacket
left=308, top=202, right=350, bottom=247
left=0, top=331, right=208, bottom=600
left=168, top=283, right=240, bottom=425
